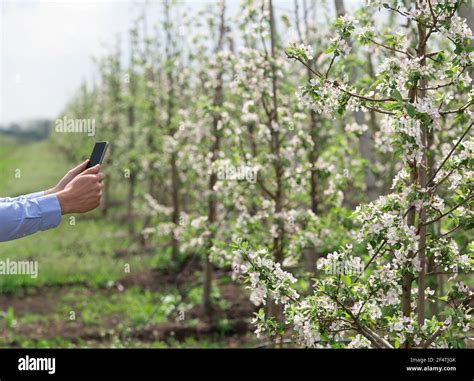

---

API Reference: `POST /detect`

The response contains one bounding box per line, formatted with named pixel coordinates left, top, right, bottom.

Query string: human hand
left=56, top=165, right=105, bottom=214
left=45, top=160, right=90, bottom=195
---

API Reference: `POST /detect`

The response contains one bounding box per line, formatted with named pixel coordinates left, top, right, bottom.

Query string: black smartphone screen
left=87, top=141, right=109, bottom=168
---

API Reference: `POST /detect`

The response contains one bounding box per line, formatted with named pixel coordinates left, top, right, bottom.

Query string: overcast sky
left=0, top=0, right=140, bottom=124
left=0, top=0, right=344, bottom=125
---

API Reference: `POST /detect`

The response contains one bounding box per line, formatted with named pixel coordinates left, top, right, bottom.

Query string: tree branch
left=423, top=191, right=473, bottom=226
left=368, top=38, right=413, bottom=58
left=427, top=122, right=473, bottom=187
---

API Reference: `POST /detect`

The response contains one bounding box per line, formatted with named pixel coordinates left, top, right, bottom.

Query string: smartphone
left=87, top=141, right=109, bottom=168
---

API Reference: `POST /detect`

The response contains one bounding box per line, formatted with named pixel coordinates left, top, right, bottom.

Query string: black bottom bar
left=0, top=348, right=471, bottom=380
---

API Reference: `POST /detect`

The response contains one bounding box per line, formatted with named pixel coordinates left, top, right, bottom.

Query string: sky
left=0, top=0, right=345, bottom=125
left=1, top=0, right=142, bottom=125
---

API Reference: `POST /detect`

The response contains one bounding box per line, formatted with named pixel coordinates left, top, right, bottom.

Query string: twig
left=423, top=192, right=473, bottom=226
left=368, top=38, right=413, bottom=58
left=440, top=101, right=472, bottom=116
left=427, top=122, right=473, bottom=187
left=430, top=225, right=461, bottom=242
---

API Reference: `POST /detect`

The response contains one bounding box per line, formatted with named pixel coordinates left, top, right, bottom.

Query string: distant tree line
left=0, top=119, right=53, bottom=143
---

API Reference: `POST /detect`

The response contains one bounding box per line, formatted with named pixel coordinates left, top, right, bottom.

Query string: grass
left=57, top=286, right=190, bottom=327
left=0, top=137, right=254, bottom=348
left=0, top=218, right=151, bottom=292
left=0, top=284, right=252, bottom=348
left=0, top=136, right=150, bottom=292
left=0, top=137, right=69, bottom=197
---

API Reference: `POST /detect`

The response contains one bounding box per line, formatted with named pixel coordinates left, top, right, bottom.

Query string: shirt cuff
left=37, top=194, right=62, bottom=230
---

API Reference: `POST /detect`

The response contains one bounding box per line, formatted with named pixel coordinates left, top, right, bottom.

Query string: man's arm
left=0, top=164, right=104, bottom=243
left=0, top=194, right=62, bottom=242
left=0, top=192, right=46, bottom=203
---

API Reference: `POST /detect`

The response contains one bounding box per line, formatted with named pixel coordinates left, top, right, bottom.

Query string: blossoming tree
left=234, top=0, right=473, bottom=348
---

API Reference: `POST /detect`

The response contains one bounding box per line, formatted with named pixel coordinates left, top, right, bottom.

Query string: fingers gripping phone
left=87, top=141, right=109, bottom=168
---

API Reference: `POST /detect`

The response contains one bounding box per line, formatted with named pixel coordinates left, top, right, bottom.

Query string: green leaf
left=370, top=78, right=383, bottom=90
left=391, top=89, right=403, bottom=101
left=405, top=103, right=417, bottom=117
left=383, top=101, right=402, bottom=111
left=325, top=45, right=335, bottom=54
left=344, top=275, right=351, bottom=286
left=280, top=14, right=291, bottom=28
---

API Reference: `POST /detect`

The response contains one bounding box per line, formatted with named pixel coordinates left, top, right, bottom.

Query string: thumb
left=80, top=164, right=101, bottom=176
left=69, top=160, right=90, bottom=176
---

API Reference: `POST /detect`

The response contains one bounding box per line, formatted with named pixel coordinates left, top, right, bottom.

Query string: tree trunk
left=459, top=1, right=474, bottom=79
left=139, top=21, right=159, bottom=245
left=203, top=0, right=226, bottom=315
left=170, top=152, right=180, bottom=262
left=403, top=3, right=429, bottom=347
left=335, top=0, right=378, bottom=202
left=269, top=0, right=284, bottom=265
left=127, top=103, right=136, bottom=236
left=127, top=31, right=138, bottom=236
left=267, top=0, right=285, bottom=322
left=298, top=0, right=319, bottom=291
left=416, top=19, right=428, bottom=329
left=165, top=0, right=180, bottom=263
left=459, top=1, right=474, bottom=35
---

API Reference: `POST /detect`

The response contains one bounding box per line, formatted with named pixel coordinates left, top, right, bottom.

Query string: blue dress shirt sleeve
left=0, top=192, right=62, bottom=242
left=0, top=191, right=46, bottom=203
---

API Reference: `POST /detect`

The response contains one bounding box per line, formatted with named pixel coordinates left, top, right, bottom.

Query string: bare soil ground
left=0, top=268, right=257, bottom=348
